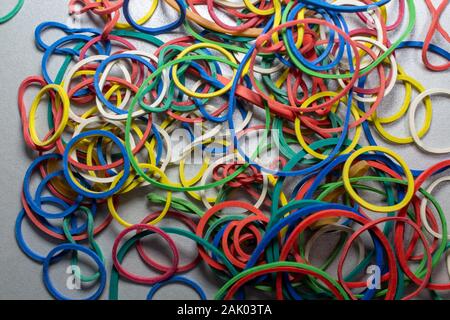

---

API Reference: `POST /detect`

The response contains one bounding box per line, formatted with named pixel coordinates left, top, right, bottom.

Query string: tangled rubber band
left=11, top=0, right=450, bottom=301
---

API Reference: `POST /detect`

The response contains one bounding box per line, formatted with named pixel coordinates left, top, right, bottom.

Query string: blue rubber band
left=35, top=21, right=107, bottom=56
left=15, top=208, right=66, bottom=263
left=23, top=154, right=84, bottom=219
left=42, top=243, right=106, bottom=300
left=146, top=276, right=207, bottom=300
left=42, top=34, right=107, bottom=84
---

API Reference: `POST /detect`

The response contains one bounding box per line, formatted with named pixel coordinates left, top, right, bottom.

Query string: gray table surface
left=0, top=0, right=449, bottom=300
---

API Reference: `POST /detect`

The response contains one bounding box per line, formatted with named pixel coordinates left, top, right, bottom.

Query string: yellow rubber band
left=243, top=0, right=275, bottom=15
left=108, top=163, right=172, bottom=227
left=372, top=73, right=432, bottom=144
left=29, top=84, right=70, bottom=147
left=172, top=43, right=237, bottom=99
left=294, top=92, right=362, bottom=160
left=342, top=146, right=414, bottom=213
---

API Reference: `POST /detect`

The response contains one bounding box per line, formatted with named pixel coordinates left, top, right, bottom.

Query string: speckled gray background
left=0, top=0, right=449, bottom=300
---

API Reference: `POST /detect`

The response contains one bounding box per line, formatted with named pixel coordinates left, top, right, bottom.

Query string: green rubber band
left=0, top=0, right=24, bottom=24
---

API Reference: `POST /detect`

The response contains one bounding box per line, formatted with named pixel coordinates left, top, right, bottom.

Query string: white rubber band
left=420, top=176, right=450, bottom=240
left=409, top=88, right=450, bottom=154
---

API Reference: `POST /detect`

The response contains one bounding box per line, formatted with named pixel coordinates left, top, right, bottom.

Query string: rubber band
left=111, top=0, right=158, bottom=29
left=62, top=130, right=131, bottom=199
left=422, top=0, right=450, bottom=71
left=138, top=211, right=201, bottom=273
left=23, top=154, right=84, bottom=219
left=62, top=206, right=105, bottom=282
left=0, top=0, right=24, bottom=24
left=342, top=146, right=414, bottom=212
left=146, top=276, right=207, bottom=300
left=108, top=164, right=172, bottom=227
left=420, top=176, right=450, bottom=240
left=15, top=209, right=64, bottom=263
left=28, top=84, right=70, bottom=147
left=21, top=191, right=112, bottom=241
left=43, top=243, right=106, bottom=300
left=172, top=43, right=238, bottom=99
left=408, top=88, right=450, bottom=154
left=112, top=224, right=179, bottom=284
left=123, top=0, right=186, bottom=35
left=372, top=72, right=433, bottom=145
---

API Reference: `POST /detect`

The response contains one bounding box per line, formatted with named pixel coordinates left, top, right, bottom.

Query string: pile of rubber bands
left=12, top=0, right=450, bottom=300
